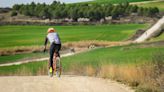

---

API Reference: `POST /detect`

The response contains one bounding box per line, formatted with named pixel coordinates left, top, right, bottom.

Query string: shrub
left=11, top=11, right=17, bottom=16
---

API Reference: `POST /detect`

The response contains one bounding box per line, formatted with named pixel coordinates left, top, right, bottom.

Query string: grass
left=137, top=1, right=164, bottom=11
left=0, top=61, right=47, bottom=76
left=150, top=33, right=164, bottom=42
left=62, top=44, right=164, bottom=70
left=82, top=0, right=152, bottom=4
left=94, top=0, right=152, bottom=3
left=0, top=52, right=48, bottom=64
left=0, top=24, right=148, bottom=49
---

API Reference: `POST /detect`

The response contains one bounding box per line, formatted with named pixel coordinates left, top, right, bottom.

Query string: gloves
left=43, top=48, right=46, bottom=53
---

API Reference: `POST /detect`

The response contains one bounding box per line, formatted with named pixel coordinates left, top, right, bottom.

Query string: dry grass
left=0, top=46, right=44, bottom=56
left=85, top=65, right=97, bottom=76
left=66, top=60, right=164, bottom=92
left=64, top=40, right=130, bottom=48
left=0, top=40, right=131, bottom=56
left=99, top=65, right=148, bottom=86
left=16, top=66, right=33, bottom=76
left=37, top=65, right=48, bottom=75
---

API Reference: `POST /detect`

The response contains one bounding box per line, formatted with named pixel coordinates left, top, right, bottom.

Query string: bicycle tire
left=56, top=57, right=61, bottom=77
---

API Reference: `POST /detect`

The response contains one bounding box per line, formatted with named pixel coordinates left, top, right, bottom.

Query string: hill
left=137, top=1, right=164, bottom=11
left=93, top=0, right=152, bottom=3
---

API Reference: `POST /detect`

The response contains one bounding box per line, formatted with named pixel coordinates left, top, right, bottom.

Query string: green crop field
left=94, top=0, right=151, bottom=3
left=0, top=52, right=48, bottom=64
left=0, top=24, right=148, bottom=49
left=150, top=33, right=164, bottom=42
left=137, top=1, right=164, bottom=11
left=0, top=44, right=163, bottom=75
left=82, top=0, right=152, bottom=4
left=62, top=44, right=164, bottom=70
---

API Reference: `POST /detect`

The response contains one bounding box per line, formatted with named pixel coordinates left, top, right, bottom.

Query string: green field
left=0, top=24, right=148, bottom=49
left=83, top=0, right=152, bottom=4
left=62, top=44, right=163, bottom=70
left=150, top=33, right=164, bottom=41
left=137, top=1, right=164, bottom=11
left=0, top=44, right=163, bottom=75
left=93, top=0, right=151, bottom=3
left=0, top=52, right=48, bottom=64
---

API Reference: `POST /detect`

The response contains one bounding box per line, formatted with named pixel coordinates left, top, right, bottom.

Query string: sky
left=0, top=0, right=92, bottom=8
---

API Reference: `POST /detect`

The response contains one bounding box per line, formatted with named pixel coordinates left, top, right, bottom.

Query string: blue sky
left=0, top=0, right=92, bottom=8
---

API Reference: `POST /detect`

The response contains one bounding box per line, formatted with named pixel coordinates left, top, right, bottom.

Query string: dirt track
left=135, top=16, right=164, bottom=43
left=0, top=75, right=134, bottom=92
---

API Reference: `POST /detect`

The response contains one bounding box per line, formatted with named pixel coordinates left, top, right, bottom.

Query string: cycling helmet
left=47, top=28, right=55, bottom=33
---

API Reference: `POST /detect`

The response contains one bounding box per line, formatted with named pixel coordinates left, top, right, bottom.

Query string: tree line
left=11, top=1, right=159, bottom=21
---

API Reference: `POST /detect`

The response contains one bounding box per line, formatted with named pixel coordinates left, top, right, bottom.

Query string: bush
left=11, top=11, right=17, bottom=16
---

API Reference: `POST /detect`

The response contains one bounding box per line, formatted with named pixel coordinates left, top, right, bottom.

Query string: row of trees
left=12, top=1, right=159, bottom=21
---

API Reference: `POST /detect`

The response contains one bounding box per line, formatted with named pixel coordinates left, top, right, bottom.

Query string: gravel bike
left=49, top=53, right=62, bottom=77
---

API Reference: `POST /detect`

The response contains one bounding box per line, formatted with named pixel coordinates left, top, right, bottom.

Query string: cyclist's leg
left=53, top=44, right=61, bottom=70
left=53, top=44, right=59, bottom=71
left=57, top=44, right=61, bottom=57
left=50, top=43, right=55, bottom=70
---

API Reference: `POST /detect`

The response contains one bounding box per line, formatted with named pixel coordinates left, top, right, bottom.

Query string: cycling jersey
left=47, top=32, right=61, bottom=44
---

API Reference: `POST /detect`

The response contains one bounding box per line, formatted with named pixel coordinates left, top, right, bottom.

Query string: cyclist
left=44, top=28, right=61, bottom=75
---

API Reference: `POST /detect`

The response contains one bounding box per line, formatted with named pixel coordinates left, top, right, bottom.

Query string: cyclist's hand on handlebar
left=43, top=48, right=46, bottom=53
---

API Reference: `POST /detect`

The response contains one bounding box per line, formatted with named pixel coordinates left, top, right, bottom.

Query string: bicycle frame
left=51, top=52, right=61, bottom=77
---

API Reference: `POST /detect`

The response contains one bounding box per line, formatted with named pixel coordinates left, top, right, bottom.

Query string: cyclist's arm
left=57, top=33, right=61, bottom=44
left=44, top=37, right=48, bottom=52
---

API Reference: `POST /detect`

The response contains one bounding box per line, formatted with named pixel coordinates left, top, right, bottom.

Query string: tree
left=111, top=6, right=119, bottom=18
left=130, top=5, right=138, bottom=13
left=11, top=11, right=17, bottom=16
left=69, top=7, right=78, bottom=21
left=11, top=1, right=160, bottom=21
left=13, top=4, right=21, bottom=11
left=104, top=4, right=113, bottom=17
left=152, top=7, right=159, bottom=14
left=38, top=7, right=50, bottom=19
left=28, top=2, right=36, bottom=16
left=138, top=7, right=144, bottom=16
left=143, top=8, right=148, bottom=16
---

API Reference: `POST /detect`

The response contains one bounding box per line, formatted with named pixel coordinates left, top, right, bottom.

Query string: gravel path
left=0, top=75, right=134, bottom=92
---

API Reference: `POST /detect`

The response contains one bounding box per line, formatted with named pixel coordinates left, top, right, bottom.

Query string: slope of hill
left=137, top=1, right=164, bottom=11
left=94, top=0, right=152, bottom=3
left=82, top=0, right=154, bottom=4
